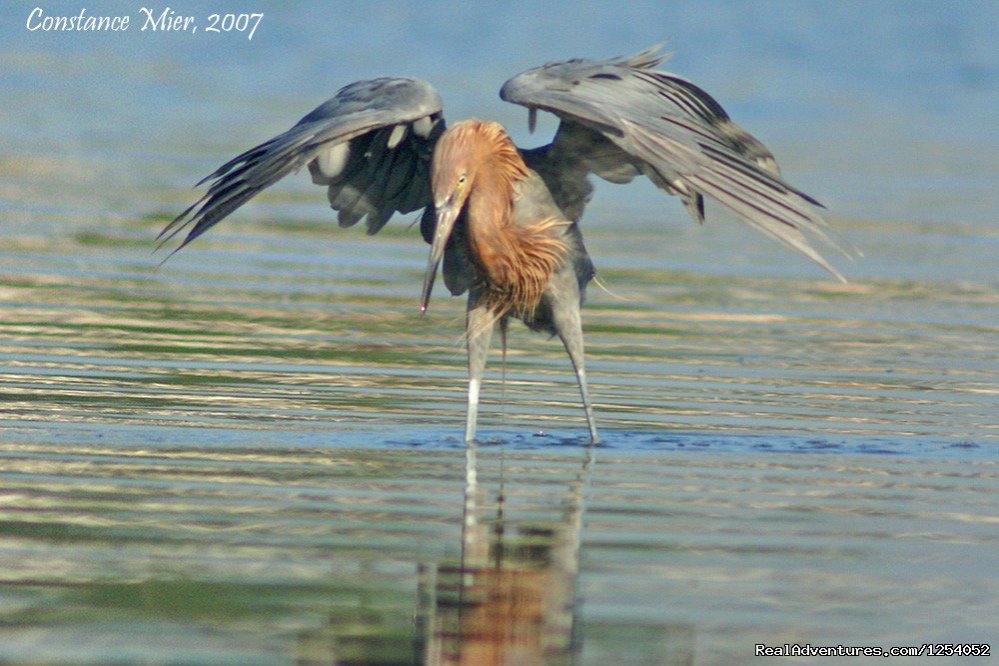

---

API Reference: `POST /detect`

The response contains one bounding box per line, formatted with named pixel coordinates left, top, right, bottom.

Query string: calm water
left=2, top=2, right=997, bottom=663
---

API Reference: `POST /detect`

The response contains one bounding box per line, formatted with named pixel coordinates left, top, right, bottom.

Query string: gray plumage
left=159, top=77, right=443, bottom=252
left=501, top=45, right=852, bottom=279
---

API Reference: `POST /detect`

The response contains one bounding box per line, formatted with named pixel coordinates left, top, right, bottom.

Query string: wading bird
left=160, top=45, right=852, bottom=444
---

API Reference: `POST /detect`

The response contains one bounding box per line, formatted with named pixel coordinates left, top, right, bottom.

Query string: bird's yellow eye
left=457, top=174, right=467, bottom=186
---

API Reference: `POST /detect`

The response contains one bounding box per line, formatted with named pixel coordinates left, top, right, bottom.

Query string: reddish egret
left=160, top=46, right=852, bottom=443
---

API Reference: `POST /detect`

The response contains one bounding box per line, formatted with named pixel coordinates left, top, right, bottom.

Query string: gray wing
left=159, top=77, right=444, bottom=254
left=501, top=45, right=854, bottom=281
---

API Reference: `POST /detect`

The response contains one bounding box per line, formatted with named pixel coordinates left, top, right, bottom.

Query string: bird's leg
left=552, top=299, right=600, bottom=444
left=499, top=316, right=508, bottom=419
left=464, top=304, right=495, bottom=442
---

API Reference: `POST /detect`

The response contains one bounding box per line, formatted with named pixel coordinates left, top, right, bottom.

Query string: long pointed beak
left=420, top=201, right=459, bottom=313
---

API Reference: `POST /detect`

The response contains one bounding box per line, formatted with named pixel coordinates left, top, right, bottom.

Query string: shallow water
left=2, top=2, right=998, bottom=663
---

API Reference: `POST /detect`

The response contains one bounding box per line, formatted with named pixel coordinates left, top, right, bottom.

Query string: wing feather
left=160, top=77, right=444, bottom=255
left=500, top=46, right=855, bottom=279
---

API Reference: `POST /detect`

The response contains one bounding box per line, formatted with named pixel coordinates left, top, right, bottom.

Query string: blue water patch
left=467, top=428, right=993, bottom=459
left=3, top=419, right=992, bottom=461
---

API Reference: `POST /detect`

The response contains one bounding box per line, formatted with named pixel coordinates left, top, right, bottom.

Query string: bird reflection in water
left=418, top=441, right=593, bottom=665
left=292, top=443, right=595, bottom=665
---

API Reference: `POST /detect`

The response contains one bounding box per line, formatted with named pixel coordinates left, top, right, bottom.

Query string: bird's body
left=160, top=46, right=854, bottom=443
left=424, top=120, right=598, bottom=440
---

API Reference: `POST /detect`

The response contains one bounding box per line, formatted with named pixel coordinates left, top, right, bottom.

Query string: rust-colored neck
left=460, top=123, right=568, bottom=320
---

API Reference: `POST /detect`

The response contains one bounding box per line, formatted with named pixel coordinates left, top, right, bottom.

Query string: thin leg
left=499, top=316, right=508, bottom=417
left=552, top=300, right=600, bottom=444
left=465, top=305, right=495, bottom=442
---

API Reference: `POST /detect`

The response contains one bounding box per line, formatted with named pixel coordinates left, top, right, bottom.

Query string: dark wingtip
left=154, top=204, right=205, bottom=262
left=154, top=241, right=184, bottom=268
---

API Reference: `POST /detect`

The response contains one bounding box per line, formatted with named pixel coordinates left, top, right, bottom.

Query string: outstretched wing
left=500, top=45, right=854, bottom=281
left=159, top=77, right=444, bottom=254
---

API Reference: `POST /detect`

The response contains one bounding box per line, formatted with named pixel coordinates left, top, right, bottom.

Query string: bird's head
left=422, top=120, right=511, bottom=312
left=430, top=120, right=490, bottom=215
